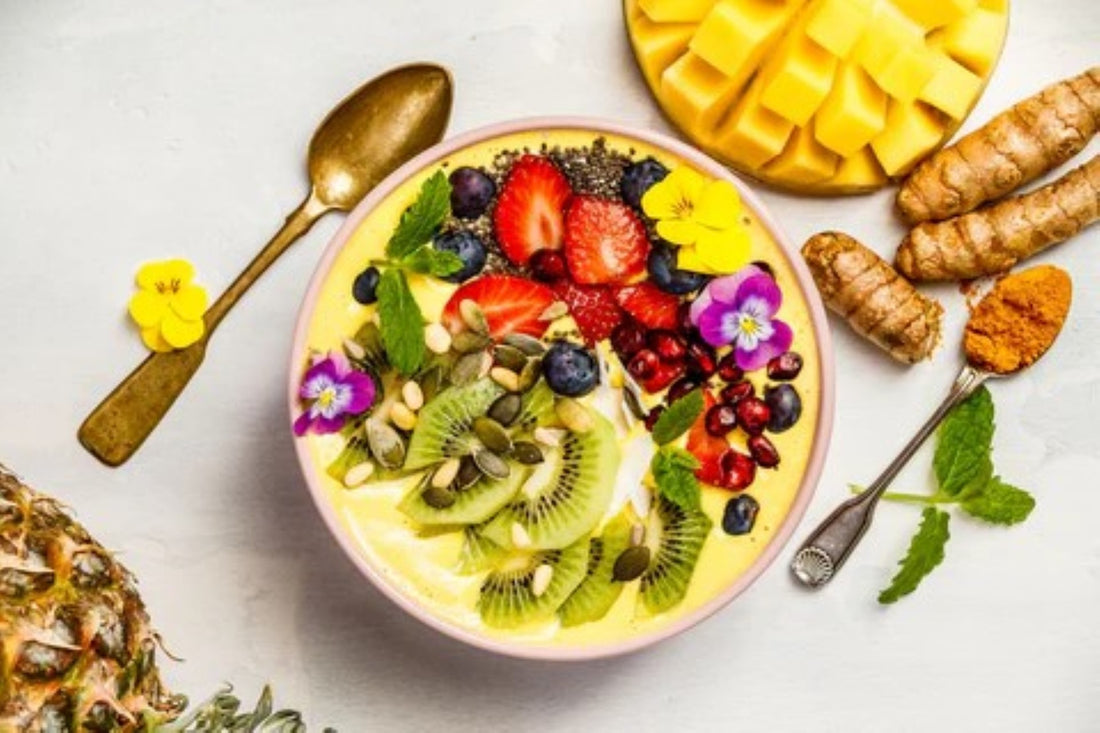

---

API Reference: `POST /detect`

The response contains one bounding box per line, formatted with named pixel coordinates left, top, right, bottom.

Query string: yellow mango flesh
left=892, top=0, right=977, bottom=29
left=919, top=54, right=983, bottom=119
left=631, top=15, right=696, bottom=88
left=827, top=146, right=889, bottom=188
left=637, top=0, right=716, bottom=23
left=805, top=0, right=873, bottom=57
left=765, top=123, right=840, bottom=184
left=759, top=35, right=839, bottom=126
left=690, top=0, right=796, bottom=84
left=716, top=81, right=795, bottom=168
left=934, top=9, right=1009, bottom=74
left=661, top=53, right=741, bottom=131
left=871, top=101, right=945, bottom=175
left=815, top=63, right=887, bottom=156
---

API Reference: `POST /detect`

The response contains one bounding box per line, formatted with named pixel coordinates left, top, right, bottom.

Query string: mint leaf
left=960, top=477, right=1035, bottom=526
left=402, top=245, right=463, bottom=278
left=934, top=386, right=994, bottom=496
left=651, top=447, right=701, bottom=511
left=651, top=389, right=705, bottom=445
left=385, top=171, right=451, bottom=260
left=376, top=269, right=425, bottom=376
left=879, top=507, right=950, bottom=604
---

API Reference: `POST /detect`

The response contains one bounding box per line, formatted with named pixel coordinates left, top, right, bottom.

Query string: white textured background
left=1, top=1, right=1098, bottom=731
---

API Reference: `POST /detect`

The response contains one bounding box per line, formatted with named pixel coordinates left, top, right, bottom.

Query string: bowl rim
left=289, top=116, right=835, bottom=662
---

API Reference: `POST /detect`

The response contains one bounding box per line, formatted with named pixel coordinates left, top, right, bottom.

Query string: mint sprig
left=376, top=269, right=425, bottom=376
left=402, top=246, right=463, bottom=278
left=651, top=446, right=701, bottom=511
left=934, top=385, right=994, bottom=496
left=960, top=477, right=1035, bottom=526
left=385, top=171, right=451, bottom=260
left=650, top=389, right=704, bottom=445
left=878, top=508, right=950, bottom=604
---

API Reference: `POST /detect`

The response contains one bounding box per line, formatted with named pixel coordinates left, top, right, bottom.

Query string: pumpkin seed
left=453, top=330, right=492, bottom=354
left=511, top=522, right=533, bottom=549
left=473, top=448, right=510, bottom=480
left=366, top=420, right=406, bottom=470
left=503, top=333, right=546, bottom=356
left=538, top=301, right=568, bottom=322
left=422, top=485, right=457, bottom=509
left=531, top=564, right=554, bottom=597
left=493, top=344, right=528, bottom=373
left=473, top=416, right=512, bottom=454
left=418, top=366, right=445, bottom=403
left=451, top=351, right=490, bottom=386
left=511, top=441, right=544, bottom=465
left=555, top=398, right=594, bottom=433
left=612, top=545, right=651, bottom=582
left=517, top=358, right=542, bottom=393
left=487, top=393, right=522, bottom=427
left=424, top=323, right=453, bottom=355
left=455, top=455, right=482, bottom=490
left=431, top=457, right=461, bottom=489
left=489, top=366, right=520, bottom=393
left=459, top=299, right=490, bottom=335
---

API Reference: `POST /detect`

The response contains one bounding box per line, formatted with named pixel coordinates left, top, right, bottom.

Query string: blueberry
left=433, top=230, right=487, bottom=283
left=647, top=242, right=710, bottom=295
left=764, top=384, right=802, bottom=433
left=542, top=341, right=600, bottom=397
left=449, top=167, right=496, bottom=220
left=722, top=495, right=760, bottom=536
left=621, top=158, right=669, bottom=210
left=352, top=266, right=380, bottom=304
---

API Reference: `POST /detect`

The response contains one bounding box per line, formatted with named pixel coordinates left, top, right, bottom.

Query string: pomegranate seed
left=628, top=349, right=660, bottom=381
left=641, top=361, right=685, bottom=393
left=767, top=351, right=803, bottom=381
left=704, top=403, right=737, bottom=437
left=685, top=340, right=717, bottom=378
left=719, top=449, right=756, bottom=491
left=735, top=397, right=771, bottom=436
left=648, top=330, right=686, bottom=363
left=748, top=434, right=780, bottom=468
left=667, top=377, right=701, bottom=404
left=720, top=380, right=755, bottom=405
left=529, top=250, right=568, bottom=282
left=676, top=301, right=696, bottom=335
left=644, top=405, right=665, bottom=432
left=611, top=321, right=647, bottom=359
left=717, top=352, right=744, bottom=383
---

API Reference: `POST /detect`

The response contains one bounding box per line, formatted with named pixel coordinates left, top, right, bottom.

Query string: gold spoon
left=78, top=63, right=453, bottom=467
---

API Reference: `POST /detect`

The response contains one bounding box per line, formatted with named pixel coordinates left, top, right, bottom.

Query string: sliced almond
left=459, top=299, right=490, bottom=335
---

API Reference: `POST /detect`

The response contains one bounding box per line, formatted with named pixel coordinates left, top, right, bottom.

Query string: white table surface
left=2, top=1, right=1098, bottom=730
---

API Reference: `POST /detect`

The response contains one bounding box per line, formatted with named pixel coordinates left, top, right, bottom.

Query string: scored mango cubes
left=804, top=0, right=873, bottom=57
left=661, top=53, right=741, bottom=131
left=638, top=0, right=716, bottom=23
left=934, top=9, right=1009, bottom=75
left=759, top=35, right=838, bottom=126
left=715, top=81, right=794, bottom=169
left=892, top=0, right=977, bottom=29
left=919, top=53, right=983, bottom=119
left=630, top=14, right=696, bottom=88
left=690, top=0, right=797, bottom=86
left=871, top=101, right=945, bottom=176
left=815, top=63, right=887, bottom=156
left=765, top=123, right=840, bottom=185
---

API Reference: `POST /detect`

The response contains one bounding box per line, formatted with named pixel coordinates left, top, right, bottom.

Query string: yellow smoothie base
left=300, top=128, right=821, bottom=650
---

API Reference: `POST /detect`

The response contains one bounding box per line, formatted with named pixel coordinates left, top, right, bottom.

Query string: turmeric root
left=802, top=232, right=943, bottom=364
left=896, top=155, right=1100, bottom=281
left=897, top=67, right=1100, bottom=224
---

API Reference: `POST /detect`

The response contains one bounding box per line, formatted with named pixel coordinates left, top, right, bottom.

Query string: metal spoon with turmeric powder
left=791, top=265, right=1073, bottom=589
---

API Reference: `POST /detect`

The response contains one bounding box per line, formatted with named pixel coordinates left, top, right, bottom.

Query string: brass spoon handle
left=77, top=192, right=330, bottom=467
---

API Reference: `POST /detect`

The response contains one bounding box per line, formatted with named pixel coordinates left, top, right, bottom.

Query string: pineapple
left=0, top=464, right=320, bottom=732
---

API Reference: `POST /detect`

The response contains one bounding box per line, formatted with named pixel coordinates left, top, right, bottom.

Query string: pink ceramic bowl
left=289, top=118, right=835, bottom=661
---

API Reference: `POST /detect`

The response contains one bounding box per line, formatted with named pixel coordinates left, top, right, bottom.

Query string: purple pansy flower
left=689, top=264, right=793, bottom=372
left=293, top=351, right=375, bottom=436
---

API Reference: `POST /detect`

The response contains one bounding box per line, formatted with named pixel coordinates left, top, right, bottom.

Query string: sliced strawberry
left=563, top=196, right=650, bottom=285
left=614, top=281, right=680, bottom=331
left=441, top=275, right=556, bottom=340
left=552, top=280, right=624, bottom=345
left=687, top=391, right=730, bottom=487
left=493, top=155, right=573, bottom=266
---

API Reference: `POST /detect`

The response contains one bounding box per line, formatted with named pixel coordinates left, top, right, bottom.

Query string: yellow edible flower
left=641, top=167, right=751, bottom=275
left=128, top=259, right=208, bottom=352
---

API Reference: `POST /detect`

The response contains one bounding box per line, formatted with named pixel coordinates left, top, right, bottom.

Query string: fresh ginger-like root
left=896, top=67, right=1100, bottom=224
left=896, top=155, right=1100, bottom=281
left=802, top=232, right=943, bottom=364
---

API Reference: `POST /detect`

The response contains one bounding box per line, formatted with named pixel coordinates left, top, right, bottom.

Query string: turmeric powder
left=897, top=67, right=1100, bottom=224
left=802, top=232, right=943, bottom=364
left=896, top=154, right=1100, bottom=281
left=964, top=265, right=1072, bottom=374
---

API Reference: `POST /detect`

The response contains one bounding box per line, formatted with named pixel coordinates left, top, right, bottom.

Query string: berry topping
left=685, top=339, right=718, bottom=379
left=716, top=352, right=744, bottom=383
left=767, top=351, right=804, bottom=381
left=610, top=321, right=648, bottom=360
left=644, top=405, right=665, bottom=432
left=666, top=377, right=701, bottom=404
left=529, top=249, right=569, bottom=282
left=722, top=494, right=760, bottom=535
left=640, top=360, right=685, bottom=394
left=719, top=450, right=757, bottom=491
left=620, top=158, right=669, bottom=210
left=764, top=384, right=802, bottom=433
left=647, top=242, right=710, bottom=295
left=647, top=330, right=687, bottom=363
left=441, top=275, right=556, bottom=341
left=542, top=340, right=600, bottom=397
left=627, top=349, right=660, bottom=381
left=449, top=167, right=496, bottom=220
left=704, top=403, right=738, bottom=437
left=735, top=397, right=771, bottom=436
left=433, top=230, right=487, bottom=283
left=551, top=280, right=624, bottom=345
left=748, top=434, right=780, bottom=468
left=719, top=380, right=755, bottom=405
left=352, top=266, right=380, bottom=305
left=677, top=300, right=697, bottom=335
left=687, top=393, right=730, bottom=486
left=614, top=282, right=680, bottom=331
left=564, top=196, right=650, bottom=285
left=493, top=155, right=572, bottom=266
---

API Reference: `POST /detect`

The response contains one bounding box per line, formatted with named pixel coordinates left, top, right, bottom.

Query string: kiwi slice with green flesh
left=325, top=411, right=413, bottom=485
left=481, top=409, right=620, bottom=551
left=639, top=497, right=713, bottom=614
left=456, top=526, right=505, bottom=575
left=558, top=514, right=633, bottom=627
left=398, top=463, right=528, bottom=526
left=347, top=321, right=389, bottom=374
left=404, top=380, right=505, bottom=471
left=479, top=537, right=590, bottom=629
left=515, top=380, right=555, bottom=430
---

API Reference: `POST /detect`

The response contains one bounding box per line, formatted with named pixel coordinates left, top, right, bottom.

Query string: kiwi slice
left=456, top=526, right=505, bottom=575
left=558, top=515, right=633, bottom=627
left=404, top=380, right=505, bottom=471
left=398, top=464, right=527, bottom=526
left=478, top=537, right=590, bottom=629
left=348, top=321, right=389, bottom=374
left=481, top=410, right=620, bottom=551
left=639, top=497, right=713, bottom=615
left=325, top=412, right=410, bottom=485
left=515, top=380, right=555, bottom=430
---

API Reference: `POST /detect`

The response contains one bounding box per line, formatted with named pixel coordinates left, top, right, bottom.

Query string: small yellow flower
left=641, top=167, right=751, bottom=275
left=128, top=259, right=208, bottom=352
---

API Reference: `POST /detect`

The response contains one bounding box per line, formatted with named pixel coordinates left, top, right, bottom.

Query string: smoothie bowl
left=289, top=119, right=834, bottom=660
